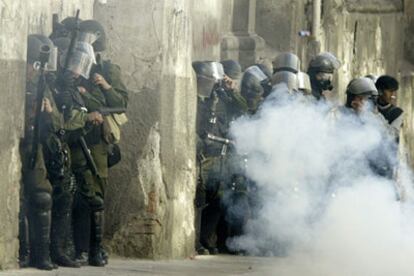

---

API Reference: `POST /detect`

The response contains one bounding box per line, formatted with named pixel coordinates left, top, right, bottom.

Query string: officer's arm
left=81, top=88, right=107, bottom=111
left=102, top=64, right=128, bottom=108
left=229, top=91, right=248, bottom=113
left=63, top=109, right=89, bottom=131
left=43, top=88, right=64, bottom=132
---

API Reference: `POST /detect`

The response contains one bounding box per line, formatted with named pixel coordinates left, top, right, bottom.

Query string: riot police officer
left=241, top=65, right=270, bottom=113
left=344, top=77, right=397, bottom=179
left=307, top=52, right=341, bottom=100
left=193, top=60, right=247, bottom=254
left=21, top=34, right=61, bottom=270
left=69, top=19, right=128, bottom=267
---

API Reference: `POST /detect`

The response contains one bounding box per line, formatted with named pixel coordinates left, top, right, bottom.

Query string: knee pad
left=89, top=196, right=104, bottom=212
left=73, top=192, right=90, bottom=212
left=52, top=191, right=73, bottom=213
left=30, top=192, right=52, bottom=212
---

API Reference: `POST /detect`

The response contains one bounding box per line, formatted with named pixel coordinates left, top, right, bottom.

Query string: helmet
left=241, top=71, right=264, bottom=95
left=27, top=34, right=58, bottom=71
left=241, top=68, right=265, bottom=111
left=55, top=35, right=97, bottom=79
left=273, top=52, right=300, bottom=74
left=221, top=60, right=242, bottom=80
left=345, top=77, right=378, bottom=109
left=79, top=20, right=106, bottom=52
left=308, top=52, right=341, bottom=74
left=61, top=16, right=81, bottom=32
left=244, top=65, right=269, bottom=83
left=50, top=16, right=82, bottom=40
left=254, top=62, right=272, bottom=79
left=346, top=77, right=378, bottom=96
left=193, top=61, right=225, bottom=98
left=272, top=71, right=299, bottom=92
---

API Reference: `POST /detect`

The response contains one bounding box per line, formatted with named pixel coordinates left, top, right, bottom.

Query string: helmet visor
left=64, top=42, right=96, bottom=79
left=245, top=65, right=268, bottom=82
left=298, top=72, right=311, bottom=93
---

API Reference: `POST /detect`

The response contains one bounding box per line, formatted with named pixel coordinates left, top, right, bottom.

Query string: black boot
left=18, top=212, right=30, bottom=268
left=89, top=210, right=106, bottom=267
left=195, top=206, right=209, bottom=255
left=32, top=210, right=54, bottom=270
left=75, top=251, right=89, bottom=266
left=50, top=187, right=80, bottom=268
left=73, top=192, right=91, bottom=266
left=51, top=212, right=80, bottom=267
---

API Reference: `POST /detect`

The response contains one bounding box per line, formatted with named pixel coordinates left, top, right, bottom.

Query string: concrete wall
left=400, top=1, right=414, bottom=165
left=319, top=0, right=404, bottom=101
left=256, top=0, right=308, bottom=54
left=94, top=0, right=196, bottom=259
left=1, top=0, right=414, bottom=269
left=192, top=0, right=224, bottom=61
left=0, top=0, right=94, bottom=269
left=0, top=1, right=26, bottom=269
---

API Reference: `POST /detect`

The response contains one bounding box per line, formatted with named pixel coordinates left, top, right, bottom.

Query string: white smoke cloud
left=227, top=85, right=414, bottom=276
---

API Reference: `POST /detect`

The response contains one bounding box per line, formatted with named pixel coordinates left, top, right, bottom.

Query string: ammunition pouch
left=107, top=143, right=121, bottom=168
left=43, top=133, right=70, bottom=180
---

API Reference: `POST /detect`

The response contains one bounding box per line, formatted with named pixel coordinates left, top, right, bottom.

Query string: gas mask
left=315, top=72, right=334, bottom=91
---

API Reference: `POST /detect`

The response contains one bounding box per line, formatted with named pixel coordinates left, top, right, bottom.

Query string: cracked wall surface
left=95, top=0, right=197, bottom=259
left=1, top=0, right=414, bottom=268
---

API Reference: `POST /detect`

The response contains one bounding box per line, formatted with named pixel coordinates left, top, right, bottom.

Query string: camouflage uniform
left=71, top=56, right=128, bottom=265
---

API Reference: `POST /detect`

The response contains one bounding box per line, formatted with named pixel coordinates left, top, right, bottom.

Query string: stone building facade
left=0, top=0, right=413, bottom=269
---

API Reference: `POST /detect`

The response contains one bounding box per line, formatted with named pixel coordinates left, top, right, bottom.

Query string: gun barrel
left=206, top=133, right=233, bottom=145
left=98, top=107, right=127, bottom=115
left=39, top=45, right=51, bottom=66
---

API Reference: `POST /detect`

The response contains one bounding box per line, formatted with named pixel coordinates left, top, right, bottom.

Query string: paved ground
left=0, top=255, right=283, bottom=276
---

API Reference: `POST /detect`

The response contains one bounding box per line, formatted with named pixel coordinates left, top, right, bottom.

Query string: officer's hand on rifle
left=77, top=86, right=88, bottom=95
left=41, top=98, right=53, bottom=113
left=223, top=75, right=236, bottom=91
left=93, top=73, right=112, bottom=90
left=87, top=111, right=104, bottom=125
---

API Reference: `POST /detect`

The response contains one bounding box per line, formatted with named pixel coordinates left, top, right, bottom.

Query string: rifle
left=59, top=9, right=80, bottom=119
left=206, top=133, right=234, bottom=145
left=78, top=136, right=100, bottom=178
left=30, top=45, right=51, bottom=169
left=97, top=107, right=127, bottom=115
left=206, top=133, right=234, bottom=156
left=63, top=9, right=80, bottom=71
left=76, top=108, right=126, bottom=178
